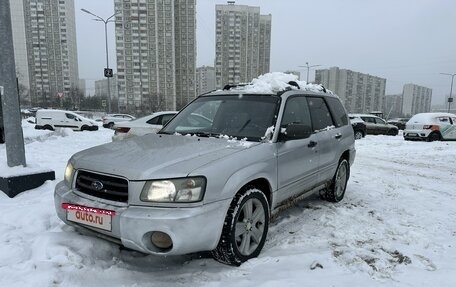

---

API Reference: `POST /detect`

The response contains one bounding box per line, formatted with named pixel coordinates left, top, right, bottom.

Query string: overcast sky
left=75, top=0, right=456, bottom=105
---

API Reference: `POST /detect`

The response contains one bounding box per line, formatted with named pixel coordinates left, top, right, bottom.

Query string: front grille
left=75, top=170, right=128, bottom=202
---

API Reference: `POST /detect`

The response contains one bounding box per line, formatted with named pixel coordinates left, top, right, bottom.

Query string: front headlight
left=64, top=161, right=74, bottom=187
left=140, top=177, right=206, bottom=203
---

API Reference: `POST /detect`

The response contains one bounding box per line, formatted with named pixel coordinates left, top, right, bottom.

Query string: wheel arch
left=239, top=178, right=272, bottom=209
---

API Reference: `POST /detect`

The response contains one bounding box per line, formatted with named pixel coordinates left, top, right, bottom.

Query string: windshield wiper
left=189, top=131, right=221, bottom=138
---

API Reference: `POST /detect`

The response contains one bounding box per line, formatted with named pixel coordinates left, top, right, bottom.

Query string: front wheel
left=212, top=188, right=269, bottom=266
left=387, top=129, right=398, bottom=136
left=323, top=159, right=349, bottom=202
left=427, top=132, right=441, bottom=142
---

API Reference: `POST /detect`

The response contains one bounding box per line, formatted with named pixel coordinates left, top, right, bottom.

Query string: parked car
left=349, top=114, right=398, bottom=136
left=403, top=112, right=456, bottom=141
left=350, top=117, right=366, bottom=139
left=54, top=77, right=356, bottom=266
left=35, top=109, right=98, bottom=131
left=112, top=111, right=178, bottom=141
left=102, top=114, right=135, bottom=129
left=387, top=118, right=409, bottom=130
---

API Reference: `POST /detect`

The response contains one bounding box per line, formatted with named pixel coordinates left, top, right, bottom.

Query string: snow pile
left=227, top=72, right=333, bottom=95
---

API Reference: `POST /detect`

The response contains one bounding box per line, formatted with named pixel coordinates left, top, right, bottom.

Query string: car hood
left=71, top=133, right=259, bottom=180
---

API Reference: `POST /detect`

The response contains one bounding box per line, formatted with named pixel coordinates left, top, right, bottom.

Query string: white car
left=112, top=111, right=177, bottom=141
left=102, top=113, right=136, bottom=129
left=404, top=112, right=456, bottom=141
left=35, top=109, right=98, bottom=131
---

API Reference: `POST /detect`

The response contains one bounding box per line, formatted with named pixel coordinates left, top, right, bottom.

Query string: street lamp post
left=440, top=73, right=455, bottom=113
left=299, top=62, right=321, bottom=83
left=81, top=8, right=117, bottom=113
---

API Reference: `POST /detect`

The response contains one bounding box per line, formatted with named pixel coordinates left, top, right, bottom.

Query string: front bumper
left=403, top=129, right=430, bottom=140
left=54, top=181, right=230, bottom=255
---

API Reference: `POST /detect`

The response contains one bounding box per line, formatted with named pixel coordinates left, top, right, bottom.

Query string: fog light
left=151, top=231, right=173, bottom=249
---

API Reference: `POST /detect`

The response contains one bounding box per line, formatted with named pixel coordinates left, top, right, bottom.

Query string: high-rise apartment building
left=95, top=75, right=119, bottom=100
left=402, top=84, right=432, bottom=116
left=15, top=0, right=79, bottom=107
left=114, top=0, right=196, bottom=113
left=384, top=94, right=403, bottom=118
left=196, top=66, right=216, bottom=96
left=315, top=67, right=386, bottom=114
left=215, top=3, right=271, bottom=88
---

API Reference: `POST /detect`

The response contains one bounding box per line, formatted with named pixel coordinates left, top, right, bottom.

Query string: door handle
left=335, top=133, right=342, bottom=139
left=308, top=141, right=317, bottom=148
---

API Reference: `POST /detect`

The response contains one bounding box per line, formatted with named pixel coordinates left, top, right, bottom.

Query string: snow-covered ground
left=1, top=121, right=456, bottom=287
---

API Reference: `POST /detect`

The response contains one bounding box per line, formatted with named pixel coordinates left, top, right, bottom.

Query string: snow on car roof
left=409, top=112, right=456, bottom=122
left=212, top=72, right=335, bottom=95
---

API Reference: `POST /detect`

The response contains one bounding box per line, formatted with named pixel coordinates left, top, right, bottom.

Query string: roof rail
left=222, top=83, right=248, bottom=90
left=319, top=84, right=327, bottom=93
left=288, top=81, right=300, bottom=89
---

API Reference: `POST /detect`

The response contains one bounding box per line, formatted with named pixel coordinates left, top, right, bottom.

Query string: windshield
left=161, top=95, right=280, bottom=141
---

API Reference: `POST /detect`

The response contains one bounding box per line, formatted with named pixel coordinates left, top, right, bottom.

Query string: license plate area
left=62, top=203, right=115, bottom=231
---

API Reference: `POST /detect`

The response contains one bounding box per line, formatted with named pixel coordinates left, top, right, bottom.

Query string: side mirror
left=279, top=124, right=312, bottom=141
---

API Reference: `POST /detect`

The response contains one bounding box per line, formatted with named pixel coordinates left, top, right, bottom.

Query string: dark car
left=349, top=114, right=398, bottom=136
left=387, top=118, right=409, bottom=130
left=350, top=117, right=366, bottom=139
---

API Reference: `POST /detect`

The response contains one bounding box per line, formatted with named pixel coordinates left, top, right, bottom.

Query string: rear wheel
left=212, top=188, right=269, bottom=266
left=427, top=132, right=441, bottom=142
left=81, top=125, right=88, bottom=131
left=44, top=125, right=54, bottom=131
left=323, top=159, right=349, bottom=202
left=107, top=122, right=114, bottom=129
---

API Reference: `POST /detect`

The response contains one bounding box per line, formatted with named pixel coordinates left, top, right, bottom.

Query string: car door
left=277, top=95, right=320, bottom=204
left=307, top=96, right=342, bottom=184
left=439, top=116, right=456, bottom=139
left=64, top=113, right=79, bottom=130
left=374, top=117, right=389, bottom=134
left=360, top=116, right=377, bottom=134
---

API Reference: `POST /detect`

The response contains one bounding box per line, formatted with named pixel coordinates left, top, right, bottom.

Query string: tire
left=81, top=125, right=88, bottom=131
left=44, top=125, right=54, bottom=131
left=323, top=159, right=349, bottom=203
left=107, top=122, right=114, bottom=129
left=387, top=129, right=398, bottom=136
left=212, top=188, right=270, bottom=266
left=427, top=132, right=441, bottom=142
left=354, top=130, right=364, bottom=140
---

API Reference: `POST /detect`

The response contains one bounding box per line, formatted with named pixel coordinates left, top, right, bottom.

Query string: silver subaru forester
left=54, top=81, right=355, bottom=266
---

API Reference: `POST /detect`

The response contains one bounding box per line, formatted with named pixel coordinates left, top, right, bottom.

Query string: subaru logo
left=91, top=181, right=104, bottom=191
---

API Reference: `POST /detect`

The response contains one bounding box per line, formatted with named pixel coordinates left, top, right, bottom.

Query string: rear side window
left=307, top=97, right=335, bottom=131
left=147, top=116, right=160, bottom=125
left=326, top=97, right=348, bottom=127
left=161, top=114, right=175, bottom=125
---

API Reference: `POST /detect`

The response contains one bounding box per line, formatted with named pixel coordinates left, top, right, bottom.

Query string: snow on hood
left=225, top=72, right=334, bottom=95
left=71, top=133, right=259, bottom=180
